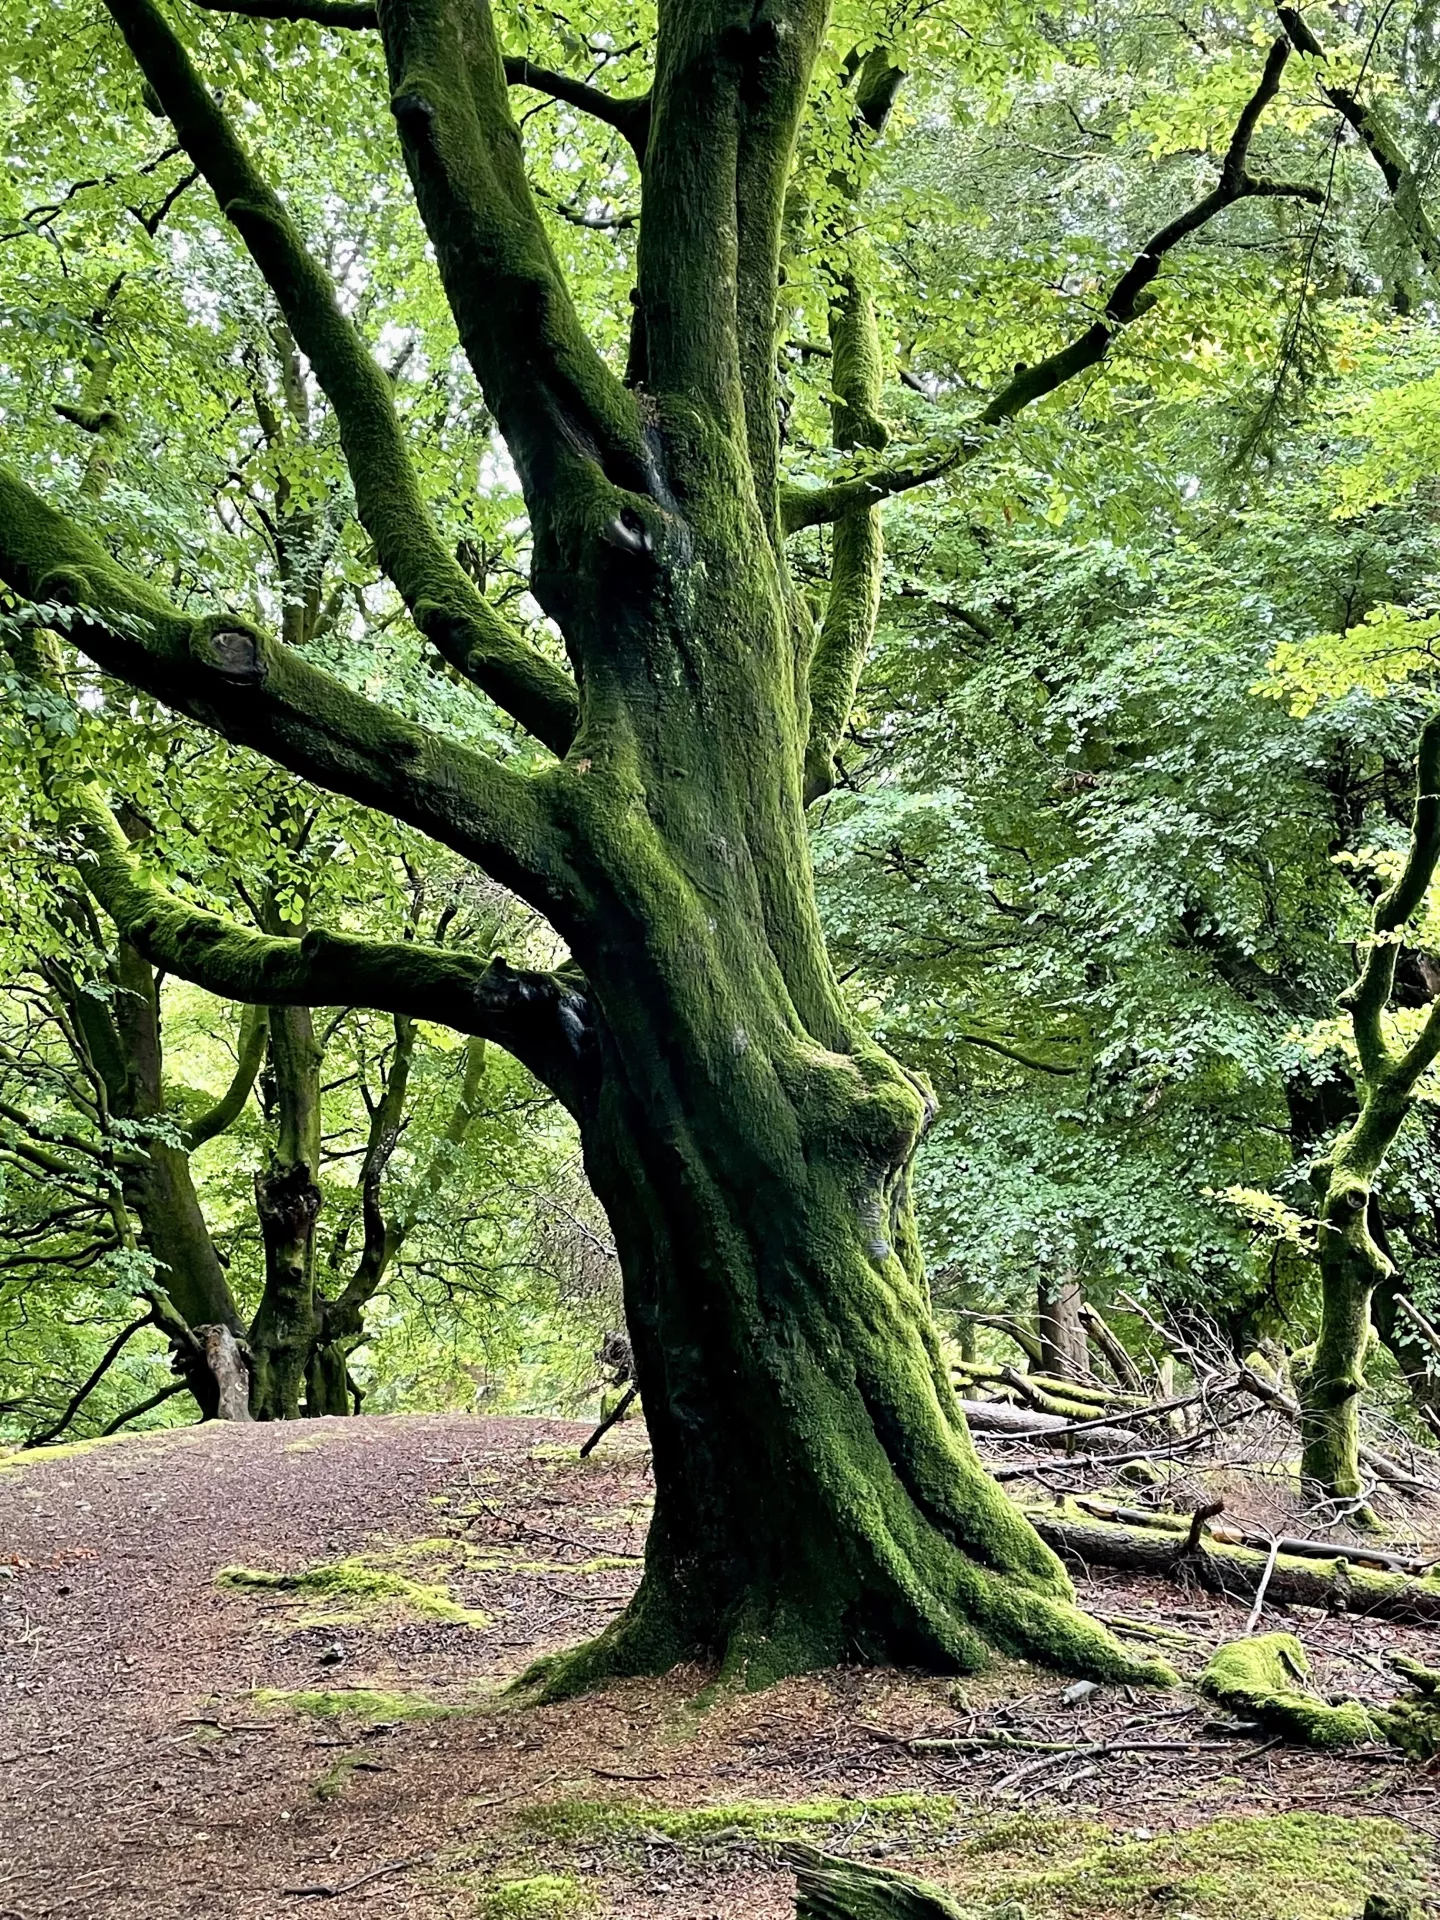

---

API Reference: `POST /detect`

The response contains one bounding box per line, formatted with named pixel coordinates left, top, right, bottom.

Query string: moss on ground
left=1200, top=1634, right=1381, bottom=1749
left=940, top=1812, right=1427, bottom=1920
left=253, top=1684, right=469, bottom=1720
left=0, top=1426, right=199, bottom=1472
left=504, top=1797, right=1427, bottom=1919
left=217, top=1556, right=489, bottom=1625
left=516, top=1793, right=958, bottom=1848
left=475, top=1875, right=590, bottom=1919
left=313, top=1750, right=367, bottom=1800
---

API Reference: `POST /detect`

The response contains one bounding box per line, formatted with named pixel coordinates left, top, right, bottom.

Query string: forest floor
left=3, top=1413, right=1440, bottom=1920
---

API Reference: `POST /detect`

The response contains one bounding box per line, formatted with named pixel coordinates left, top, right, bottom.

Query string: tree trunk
left=1299, top=1101, right=1408, bottom=1499
left=247, top=1005, right=323, bottom=1419
left=1037, top=1272, right=1089, bottom=1381
left=532, top=992, right=1160, bottom=1692
left=1301, top=1213, right=1376, bottom=1499
left=64, top=937, right=249, bottom=1418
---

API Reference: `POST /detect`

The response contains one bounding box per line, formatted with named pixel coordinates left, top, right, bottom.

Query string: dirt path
left=2, top=1415, right=1439, bottom=1920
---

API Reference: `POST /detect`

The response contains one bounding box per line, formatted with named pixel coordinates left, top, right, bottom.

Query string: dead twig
left=1244, top=1534, right=1283, bottom=1635
left=285, top=1853, right=434, bottom=1899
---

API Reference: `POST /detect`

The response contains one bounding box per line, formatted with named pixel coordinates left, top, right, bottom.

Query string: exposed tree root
left=1200, top=1633, right=1440, bottom=1757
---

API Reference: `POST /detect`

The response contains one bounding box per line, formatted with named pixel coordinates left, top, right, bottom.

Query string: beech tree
left=0, top=0, right=1386, bottom=1685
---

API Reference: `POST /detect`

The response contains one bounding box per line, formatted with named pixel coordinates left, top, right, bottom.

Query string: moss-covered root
left=784, top=1845, right=981, bottom=1920
left=1199, top=1635, right=1382, bottom=1750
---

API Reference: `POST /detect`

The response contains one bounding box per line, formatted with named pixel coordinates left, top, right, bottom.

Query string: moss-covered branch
left=781, top=38, right=1318, bottom=533
left=0, top=464, right=565, bottom=898
left=185, top=1003, right=269, bottom=1149
left=378, top=0, right=646, bottom=522
left=1279, top=6, right=1440, bottom=280
left=60, top=779, right=596, bottom=1109
left=802, top=54, right=904, bottom=802
left=729, top=0, right=833, bottom=515
left=103, top=0, right=581, bottom=755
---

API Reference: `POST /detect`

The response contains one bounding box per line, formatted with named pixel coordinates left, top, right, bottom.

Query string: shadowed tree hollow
left=0, top=0, right=1340, bottom=1686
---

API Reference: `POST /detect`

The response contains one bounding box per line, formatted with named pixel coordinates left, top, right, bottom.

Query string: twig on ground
left=285, top=1853, right=434, bottom=1898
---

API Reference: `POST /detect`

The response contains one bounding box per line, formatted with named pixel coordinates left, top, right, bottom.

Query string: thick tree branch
left=104, top=0, right=581, bottom=755
left=62, top=779, right=596, bottom=1109
left=0, top=466, right=565, bottom=899
left=185, top=1003, right=269, bottom=1148
left=780, top=38, right=1321, bottom=533
left=504, top=57, right=651, bottom=162
left=730, top=0, right=834, bottom=517
left=378, top=0, right=648, bottom=522
left=182, top=0, right=653, bottom=155
left=1278, top=6, right=1440, bottom=279
left=801, top=51, right=905, bottom=803
left=1341, top=712, right=1440, bottom=1085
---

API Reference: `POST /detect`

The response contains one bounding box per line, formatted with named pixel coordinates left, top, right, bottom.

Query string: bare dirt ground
left=3, top=1413, right=1440, bottom=1920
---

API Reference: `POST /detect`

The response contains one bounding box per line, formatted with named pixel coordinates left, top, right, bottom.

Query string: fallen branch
left=579, top=1384, right=638, bottom=1459
left=1244, top=1535, right=1283, bottom=1635
left=1078, top=1302, right=1147, bottom=1393
left=1073, top=1496, right=1436, bottom=1572
left=958, top=1397, right=1140, bottom=1454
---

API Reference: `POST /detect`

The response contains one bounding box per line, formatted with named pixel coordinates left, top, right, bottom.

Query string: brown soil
left=2, top=1413, right=1439, bottom=1920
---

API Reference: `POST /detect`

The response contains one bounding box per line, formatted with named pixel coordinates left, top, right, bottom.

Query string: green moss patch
left=217, top=1556, right=489, bottom=1625
left=475, top=1875, right=590, bottom=1919
left=1200, top=1634, right=1381, bottom=1749
left=940, top=1812, right=1428, bottom=1920
left=517, top=1792, right=958, bottom=1849
left=253, top=1685, right=466, bottom=1721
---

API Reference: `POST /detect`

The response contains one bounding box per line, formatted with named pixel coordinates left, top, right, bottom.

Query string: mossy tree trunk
left=47, top=923, right=259, bottom=1419
left=1301, top=716, right=1440, bottom=1498
left=248, top=1003, right=324, bottom=1419
left=0, top=0, right=1332, bottom=1683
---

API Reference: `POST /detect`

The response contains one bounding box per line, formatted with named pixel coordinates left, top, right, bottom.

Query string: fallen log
left=957, top=1398, right=1141, bottom=1454
left=1027, top=1507, right=1440, bottom=1623
left=1072, top=1497, right=1437, bottom=1574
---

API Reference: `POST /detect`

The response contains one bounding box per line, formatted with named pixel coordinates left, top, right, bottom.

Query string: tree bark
left=247, top=1004, right=323, bottom=1419
left=1037, top=1272, right=1090, bottom=1381
left=531, top=993, right=1159, bottom=1691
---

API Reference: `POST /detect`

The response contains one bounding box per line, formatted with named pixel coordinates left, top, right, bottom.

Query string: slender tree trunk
left=248, top=1005, right=323, bottom=1419
left=1037, top=1273, right=1089, bottom=1381
left=1300, top=1102, right=1407, bottom=1497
